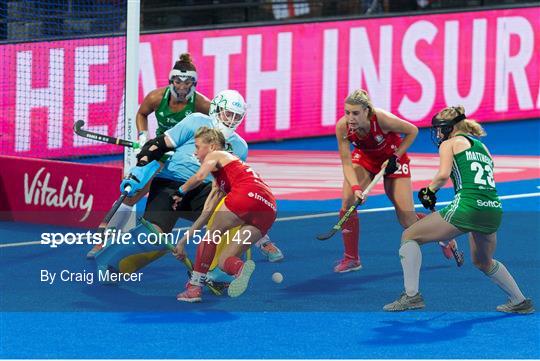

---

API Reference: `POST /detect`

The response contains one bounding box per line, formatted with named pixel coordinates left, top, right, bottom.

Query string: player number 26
left=395, top=163, right=409, bottom=175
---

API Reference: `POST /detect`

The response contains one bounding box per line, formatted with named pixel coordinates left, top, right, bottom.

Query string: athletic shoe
left=176, top=284, right=202, bottom=303
left=383, top=292, right=425, bottom=312
left=259, top=241, right=284, bottom=262
left=333, top=258, right=362, bottom=273
left=496, top=298, right=535, bottom=314
left=86, top=243, right=103, bottom=259
left=228, top=260, right=256, bottom=298
left=440, top=241, right=454, bottom=259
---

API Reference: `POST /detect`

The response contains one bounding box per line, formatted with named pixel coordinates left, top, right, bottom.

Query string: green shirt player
left=136, top=52, right=211, bottom=145
left=383, top=105, right=534, bottom=314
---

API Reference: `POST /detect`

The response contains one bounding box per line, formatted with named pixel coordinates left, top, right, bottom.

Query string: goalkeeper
left=95, top=90, right=280, bottom=279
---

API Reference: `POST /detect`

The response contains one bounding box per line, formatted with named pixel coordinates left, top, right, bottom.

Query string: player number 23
left=471, top=161, right=496, bottom=187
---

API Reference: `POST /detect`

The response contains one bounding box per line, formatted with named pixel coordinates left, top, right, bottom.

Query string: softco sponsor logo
left=24, top=167, right=94, bottom=221
left=476, top=199, right=502, bottom=208
left=248, top=192, right=276, bottom=211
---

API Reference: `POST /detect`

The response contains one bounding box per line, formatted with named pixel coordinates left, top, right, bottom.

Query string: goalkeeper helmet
left=431, top=108, right=466, bottom=147
left=209, top=90, right=247, bottom=139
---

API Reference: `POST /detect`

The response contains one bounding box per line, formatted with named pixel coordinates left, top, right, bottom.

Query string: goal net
left=0, top=0, right=135, bottom=161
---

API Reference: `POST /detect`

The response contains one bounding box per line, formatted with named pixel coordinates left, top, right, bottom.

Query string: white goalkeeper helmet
left=209, top=90, right=247, bottom=139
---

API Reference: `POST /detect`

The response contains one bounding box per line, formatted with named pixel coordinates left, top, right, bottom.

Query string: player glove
left=137, top=131, right=148, bottom=148
left=418, top=186, right=437, bottom=209
left=385, top=154, right=399, bottom=175
left=120, top=160, right=161, bottom=196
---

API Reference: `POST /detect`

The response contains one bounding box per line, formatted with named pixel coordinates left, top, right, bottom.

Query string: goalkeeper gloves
left=120, top=160, right=160, bottom=196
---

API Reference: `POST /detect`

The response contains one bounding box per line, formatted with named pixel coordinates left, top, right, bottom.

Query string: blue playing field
left=0, top=120, right=539, bottom=359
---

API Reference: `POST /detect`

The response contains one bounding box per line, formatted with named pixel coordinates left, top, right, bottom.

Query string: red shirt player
left=334, top=89, right=419, bottom=273
left=173, top=126, right=277, bottom=302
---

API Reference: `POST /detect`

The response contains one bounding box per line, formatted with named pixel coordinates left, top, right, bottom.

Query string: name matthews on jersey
left=465, top=150, right=493, bottom=166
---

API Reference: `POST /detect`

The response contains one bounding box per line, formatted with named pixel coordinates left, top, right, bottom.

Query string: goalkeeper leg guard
left=108, top=203, right=136, bottom=232
left=95, top=223, right=168, bottom=281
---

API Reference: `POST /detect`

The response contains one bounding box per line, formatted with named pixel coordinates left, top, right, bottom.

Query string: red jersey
left=211, top=159, right=271, bottom=194
left=346, top=114, right=402, bottom=160
left=212, top=158, right=276, bottom=235
left=346, top=114, right=411, bottom=178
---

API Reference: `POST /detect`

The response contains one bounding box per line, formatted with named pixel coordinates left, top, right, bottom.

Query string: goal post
left=123, top=0, right=140, bottom=176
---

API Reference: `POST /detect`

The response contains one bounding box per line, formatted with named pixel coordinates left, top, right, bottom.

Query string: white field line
left=1, top=192, right=539, bottom=248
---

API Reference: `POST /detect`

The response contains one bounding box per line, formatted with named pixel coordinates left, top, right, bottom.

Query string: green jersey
left=440, top=134, right=502, bottom=234
left=450, top=134, right=497, bottom=196
left=155, top=87, right=196, bottom=136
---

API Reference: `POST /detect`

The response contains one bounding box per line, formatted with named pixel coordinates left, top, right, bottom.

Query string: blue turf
left=1, top=193, right=539, bottom=358
left=1, top=311, right=538, bottom=358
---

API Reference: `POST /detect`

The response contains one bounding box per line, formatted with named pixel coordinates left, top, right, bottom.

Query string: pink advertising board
left=1, top=7, right=539, bottom=158
left=0, top=155, right=122, bottom=228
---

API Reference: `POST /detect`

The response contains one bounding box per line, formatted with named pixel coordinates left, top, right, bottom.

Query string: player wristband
left=351, top=185, right=363, bottom=193
left=177, top=187, right=186, bottom=197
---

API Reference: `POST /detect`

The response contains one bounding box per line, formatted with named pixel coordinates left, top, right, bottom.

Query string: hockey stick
left=316, top=161, right=388, bottom=241
left=96, top=185, right=132, bottom=234
left=138, top=217, right=223, bottom=296
left=74, top=120, right=140, bottom=149
left=430, top=207, right=464, bottom=267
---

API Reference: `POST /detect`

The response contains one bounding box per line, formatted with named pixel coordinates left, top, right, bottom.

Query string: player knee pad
left=136, top=135, right=168, bottom=165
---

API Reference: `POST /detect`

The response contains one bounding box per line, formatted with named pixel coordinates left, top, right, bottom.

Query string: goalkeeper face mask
left=209, top=90, right=247, bottom=139
left=168, top=69, right=197, bottom=102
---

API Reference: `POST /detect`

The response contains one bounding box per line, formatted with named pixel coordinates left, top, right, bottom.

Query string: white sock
left=107, top=203, right=135, bottom=232
left=485, top=260, right=526, bottom=304
left=255, top=234, right=270, bottom=248
left=190, top=271, right=206, bottom=287
left=399, top=240, right=422, bottom=297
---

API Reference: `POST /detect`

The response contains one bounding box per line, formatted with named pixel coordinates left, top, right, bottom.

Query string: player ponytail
left=194, top=126, right=226, bottom=150
left=174, top=53, right=196, bottom=72
left=438, top=105, right=486, bottom=138
left=345, top=89, right=374, bottom=117
left=456, top=119, right=486, bottom=138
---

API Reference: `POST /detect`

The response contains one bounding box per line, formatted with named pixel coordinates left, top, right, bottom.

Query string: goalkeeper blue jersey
left=158, top=112, right=248, bottom=183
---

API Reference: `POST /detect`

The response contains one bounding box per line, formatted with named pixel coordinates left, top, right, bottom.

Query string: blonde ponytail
left=437, top=105, right=486, bottom=137
left=455, top=119, right=486, bottom=137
